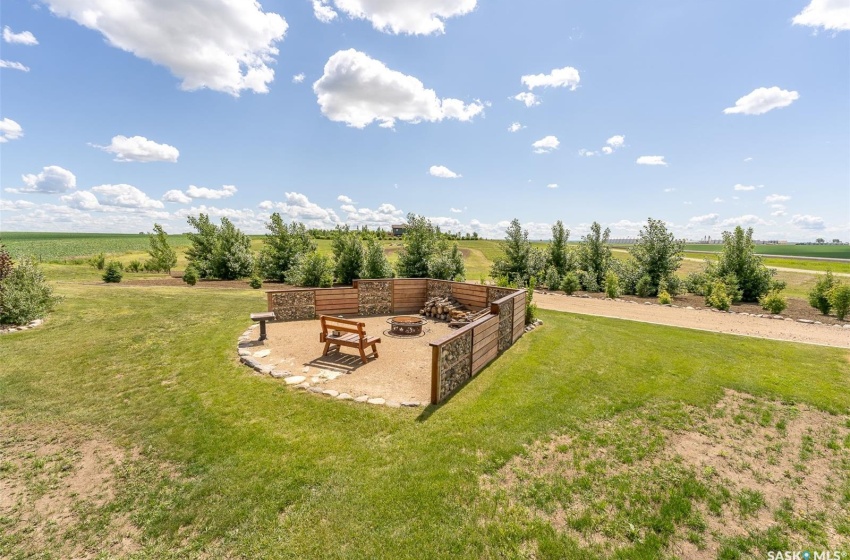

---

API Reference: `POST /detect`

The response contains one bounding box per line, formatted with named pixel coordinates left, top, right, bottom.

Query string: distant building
left=391, top=224, right=407, bottom=237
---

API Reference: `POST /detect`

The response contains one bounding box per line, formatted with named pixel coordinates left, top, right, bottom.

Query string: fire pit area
left=388, top=315, right=425, bottom=336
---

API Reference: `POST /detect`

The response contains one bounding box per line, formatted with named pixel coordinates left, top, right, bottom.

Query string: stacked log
left=420, top=297, right=489, bottom=328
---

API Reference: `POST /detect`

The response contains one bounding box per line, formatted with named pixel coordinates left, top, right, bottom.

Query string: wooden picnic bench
left=319, top=315, right=381, bottom=364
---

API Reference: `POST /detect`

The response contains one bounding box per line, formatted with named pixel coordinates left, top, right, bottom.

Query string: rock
left=354, top=395, right=369, bottom=403
left=401, top=401, right=421, bottom=407
left=798, top=319, right=815, bottom=324
left=772, top=315, right=783, bottom=320
left=241, top=358, right=260, bottom=369
left=686, top=306, right=694, bottom=310
left=814, top=321, right=823, bottom=325
left=258, top=365, right=274, bottom=375
left=786, top=318, right=795, bottom=322
left=311, top=376, right=321, bottom=384
left=237, top=348, right=252, bottom=357
left=322, top=389, right=339, bottom=398
left=270, top=369, right=289, bottom=379
left=645, top=302, right=653, bottom=306
left=302, top=366, right=310, bottom=373
left=308, top=387, right=324, bottom=394
left=367, top=398, right=386, bottom=405
left=843, top=324, right=850, bottom=329
left=319, top=370, right=341, bottom=381
left=337, top=393, right=353, bottom=401
left=385, top=401, right=401, bottom=408
left=27, top=319, right=43, bottom=328
left=295, top=382, right=310, bottom=390
left=285, top=375, right=306, bottom=385
left=253, top=349, right=271, bottom=358
left=248, top=324, right=259, bottom=330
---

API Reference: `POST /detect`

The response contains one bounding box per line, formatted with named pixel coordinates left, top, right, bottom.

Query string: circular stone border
left=0, top=318, right=46, bottom=335
left=235, top=324, right=422, bottom=409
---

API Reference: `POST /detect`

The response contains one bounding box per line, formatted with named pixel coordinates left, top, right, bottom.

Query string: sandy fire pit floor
left=254, top=315, right=454, bottom=403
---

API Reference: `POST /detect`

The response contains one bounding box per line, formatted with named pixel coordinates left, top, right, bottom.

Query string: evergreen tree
left=548, top=220, right=571, bottom=276
left=331, top=225, right=364, bottom=285
left=147, top=223, right=177, bottom=273
left=577, top=221, right=612, bottom=289
left=490, top=218, right=531, bottom=284
left=258, top=214, right=315, bottom=281
left=395, top=214, right=438, bottom=278
left=185, top=214, right=219, bottom=278
left=362, top=234, right=393, bottom=279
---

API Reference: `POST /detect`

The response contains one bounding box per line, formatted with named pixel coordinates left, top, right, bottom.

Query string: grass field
left=2, top=275, right=848, bottom=558
left=681, top=243, right=850, bottom=259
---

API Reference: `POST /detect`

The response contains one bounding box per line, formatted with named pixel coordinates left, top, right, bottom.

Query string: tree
left=213, top=217, right=254, bottom=280
left=548, top=220, right=571, bottom=276
left=815, top=238, right=825, bottom=244
left=808, top=271, right=835, bottom=315
left=629, top=217, right=684, bottom=296
left=395, top=214, right=439, bottom=278
left=258, top=214, right=316, bottom=282
left=0, top=244, right=13, bottom=281
left=186, top=214, right=219, bottom=278
left=490, top=219, right=531, bottom=284
left=577, top=222, right=612, bottom=289
left=428, top=240, right=465, bottom=281
left=362, top=234, right=393, bottom=279
left=147, top=223, right=177, bottom=273
left=0, top=257, right=62, bottom=324
left=288, top=252, right=334, bottom=288
left=711, top=226, right=776, bottom=302
left=331, top=225, right=364, bottom=285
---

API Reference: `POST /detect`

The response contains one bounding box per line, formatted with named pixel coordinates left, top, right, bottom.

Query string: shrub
left=102, top=261, right=124, bottom=283
left=604, top=271, right=620, bottom=299
left=361, top=235, right=393, bottom=279
left=428, top=240, right=465, bottom=281
left=147, top=224, right=177, bottom=274
left=182, top=266, right=198, bottom=286
left=331, top=225, right=364, bottom=285
left=560, top=272, right=580, bottom=295
left=525, top=278, right=537, bottom=325
left=490, top=218, right=532, bottom=285
left=576, top=222, right=612, bottom=289
left=396, top=214, right=440, bottom=279
left=663, top=275, right=682, bottom=297
left=0, top=257, right=62, bottom=324
left=808, top=271, right=835, bottom=315
left=547, top=220, right=571, bottom=277
left=706, top=280, right=731, bottom=311
left=0, top=245, right=13, bottom=281
left=544, top=267, right=560, bottom=291
left=578, top=270, right=599, bottom=292
left=684, top=270, right=710, bottom=295
left=629, top=217, right=684, bottom=295
left=712, top=226, right=775, bottom=302
left=759, top=291, right=787, bottom=314
left=249, top=276, right=263, bottom=289
left=89, top=252, right=105, bottom=270
left=288, top=252, right=334, bottom=288
left=658, top=290, right=672, bottom=305
left=258, top=214, right=315, bottom=282
left=636, top=275, right=653, bottom=298
left=214, top=218, right=254, bottom=280
left=829, top=284, right=850, bottom=321
left=611, top=258, right=641, bottom=295
left=126, top=260, right=142, bottom=273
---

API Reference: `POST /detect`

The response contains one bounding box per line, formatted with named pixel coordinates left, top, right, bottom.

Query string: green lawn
left=680, top=243, right=850, bottom=260
left=1, top=274, right=848, bottom=558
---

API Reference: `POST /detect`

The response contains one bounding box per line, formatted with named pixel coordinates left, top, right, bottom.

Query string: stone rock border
left=538, top=291, right=850, bottom=330
left=0, top=318, right=45, bottom=335
left=235, top=324, right=422, bottom=409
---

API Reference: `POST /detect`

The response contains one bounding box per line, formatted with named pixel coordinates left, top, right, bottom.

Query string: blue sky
left=1, top=0, right=848, bottom=240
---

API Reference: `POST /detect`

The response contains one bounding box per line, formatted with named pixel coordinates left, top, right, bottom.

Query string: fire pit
left=388, top=316, right=425, bottom=336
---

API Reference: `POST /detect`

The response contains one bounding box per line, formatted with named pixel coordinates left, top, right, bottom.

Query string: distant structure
left=391, top=224, right=407, bottom=237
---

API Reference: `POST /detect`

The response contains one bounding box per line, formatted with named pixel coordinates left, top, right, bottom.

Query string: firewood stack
left=420, top=297, right=490, bottom=328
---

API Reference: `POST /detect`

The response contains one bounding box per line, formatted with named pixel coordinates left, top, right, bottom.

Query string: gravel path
left=534, top=292, right=850, bottom=348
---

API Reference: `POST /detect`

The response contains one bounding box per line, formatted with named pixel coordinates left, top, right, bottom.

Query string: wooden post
left=430, top=344, right=440, bottom=405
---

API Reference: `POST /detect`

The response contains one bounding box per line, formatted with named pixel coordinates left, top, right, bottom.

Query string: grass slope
left=1, top=279, right=848, bottom=558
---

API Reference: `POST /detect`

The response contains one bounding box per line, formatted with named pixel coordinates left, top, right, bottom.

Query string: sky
left=1, top=0, right=848, bottom=241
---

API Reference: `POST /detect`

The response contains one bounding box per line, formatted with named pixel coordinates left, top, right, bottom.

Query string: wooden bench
left=319, top=315, right=381, bottom=364
left=250, top=311, right=276, bottom=341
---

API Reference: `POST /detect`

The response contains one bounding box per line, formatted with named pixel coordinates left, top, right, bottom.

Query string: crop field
left=682, top=243, right=850, bottom=259
left=1, top=232, right=192, bottom=262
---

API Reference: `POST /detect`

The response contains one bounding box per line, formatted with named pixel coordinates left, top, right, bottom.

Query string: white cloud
left=689, top=213, right=720, bottom=225
left=546, top=183, right=558, bottom=189
left=508, top=122, right=523, bottom=132
left=719, top=214, right=768, bottom=227
left=578, top=148, right=597, bottom=157
left=44, top=0, right=288, bottom=96
left=312, top=0, right=477, bottom=35
left=790, top=214, right=826, bottom=229
left=723, top=87, right=800, bottom=115
left=733, top=183, right=758, bottom=191
left=261, top=192, right=341, bottom=226
left=91, top=184, right=164, bottom=209
left=0, top=118, right=23, bottom=142
left=513, top=92, right=540, bottom=107
left=601, top=147, right=613, bottom=155
left=3, top=26, right=38, bottom=45
left=337, top=195, right=354, bottom=204
left=312, top=0, right=338, bottom=23
left=61, top=190, right=102, bottom=211
left=0, top=60, right=30, bottom=72
left=292, top=73, right=305, bottom=83
left=95, top=135, right=179, bottom=162
left=771, top=210, right=788, bottom=217
left=744, top=157, right=753, bottom=162
left=713, top=197, right=724, bottom=203
left=664, top=188, right=676, bottom=193
left=606, top=135, right=625, bottom=148
left=0, top=199, right=36, bottom=211
left=636, top=155, right=667, bottom=166
left=792, top=0, right=850, bottom=31
left=520, top=66, right=580, bottom=91
left=162, top=190, right=192, bottom=204
left=532, top=135, right=559, bottom=154
left=764, top=194, right=791, bottom=203
left=17, top=165, right=77, bottom=193
left=313, top=49, right=484, bottom=128
left=450, top=207, right=462, bottom=213
left=341, top=202, right=404, bottom=229
left=429, top=165, right=461, bottom=178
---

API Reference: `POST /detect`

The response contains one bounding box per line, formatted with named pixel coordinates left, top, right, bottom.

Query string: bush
left=759, top=291, right=787, bottom=314
left=657, top=290, right=672, bottom=305
left=0, top=245, right=13, bottom=281
left=829, top=284, right=850, bottom=320
left=604, top=271, right=620, bottom=299
left=186, top=214, right=254, bottom=280
left=808, top=271, right=835, bottom=315
left=706, top=280, right=731, bottom=311
left=396, top=214, right=441, bottom=279
left=147, top=224, right=177, bottom=274
left=126, top=260, right=142, bottom=273
left=663, top=275, right=682, bottom=297
left=548, top=221, right=571, bottom=277
left=578, top=270, right=599, bottom=292
left=428, top=240, right=465, bottom=281
left=610, top=258, right=641, bottom=295
left=288, top=252, right=334, bottom=288
left=684, top=270, right=710, bottom=295
left=576, top=222, right=612, bottom=289
left=182, top=266, right=198, bottom=286
left=635, top=275, right=653, bottom=298
left=102, top=261, right=124, bottom=283
left=362, top=235, right=393, bottom=279
left=544, top=267, right=560, bottom=291
left=331, top=225, right=364, bottom=285
left=258, top=214, right=315, bottom=282
left=525, top=278, right=537, bottom=325
left=712, top=226, right=775, bottom=302
left=629, top=217, right=684, bottom=295
left=249, top=276, right=263, bottom=289
left=89, top=252, right=105, bottom=270
left=560, top=272, right=580, bottom=295
left=0, top=257, right=62, bottom=324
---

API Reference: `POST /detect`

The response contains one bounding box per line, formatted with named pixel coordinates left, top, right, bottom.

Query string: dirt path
left=534, top=292, right=850, bottom=348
